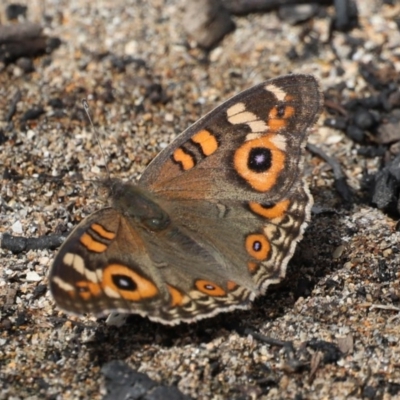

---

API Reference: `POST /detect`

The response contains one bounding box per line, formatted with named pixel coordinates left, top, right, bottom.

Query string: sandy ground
left=2, top=1, right=400, bottom=399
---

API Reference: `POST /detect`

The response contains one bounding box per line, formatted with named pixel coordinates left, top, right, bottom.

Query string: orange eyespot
left=195, top=280, right=226, bottom=296
left=249, top=200, right=290, bottom=219
left=233, top=136, right=285, bottom=192
left=245, top=234, right=270, bottom=261
left=102, top=264, right=158, bottom=301
left=75, top=281, right=102, bottom=300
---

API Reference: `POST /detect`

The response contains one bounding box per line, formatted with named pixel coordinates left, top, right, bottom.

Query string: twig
left=307, top=142, right=353, bottom=203
left=1, top=233, right=66, bottom=253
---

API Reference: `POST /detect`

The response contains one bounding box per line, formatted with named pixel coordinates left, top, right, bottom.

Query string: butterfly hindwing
left=50, top=194, right=256, bottom=323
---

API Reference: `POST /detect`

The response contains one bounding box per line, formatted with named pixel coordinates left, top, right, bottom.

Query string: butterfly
left=49, top=74, right=322, bottom=325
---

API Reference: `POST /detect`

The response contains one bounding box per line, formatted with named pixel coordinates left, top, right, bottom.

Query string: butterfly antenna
left=82, top=99, right=112, bottom=181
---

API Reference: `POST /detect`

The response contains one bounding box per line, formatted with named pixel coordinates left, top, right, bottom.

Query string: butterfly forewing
left=140, top=74, right=321, bottom=204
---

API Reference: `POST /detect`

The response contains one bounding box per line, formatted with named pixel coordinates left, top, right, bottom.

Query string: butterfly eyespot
left=112, top=274, right=137, bottom=291
left=249, top=200, right=290, bottom=219
left=195, top=280, right=226, bottom=296
left=245, top=234, right=270, bottom=261
left=233, top=136, right=285, bottom=192
left=247, top=147, right=272, bottom=172
left=75, top=281, right=102, bottom=300
left=269, top=103, right=295, bottom=120
left=103, top=264, right=159, bottom=301
left=276, top=103, right=286, bottom=118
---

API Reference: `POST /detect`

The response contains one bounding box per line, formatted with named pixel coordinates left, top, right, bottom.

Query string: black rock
left=102, top=360, right=192, bottom=400
left=324, top=117, right=347, bottom=131
left=333, top=0, right=358, bottom=31
left=5, top=3, right=27, bottom=20
left=346, top=124, right=365, bottom=142
left=278, top=4, right=319, bottom=25
left=16, top=57, right=34, bottom=73
left=353, top=109, right=375, bottom=130
left=371, top=153, right=400, bottom=215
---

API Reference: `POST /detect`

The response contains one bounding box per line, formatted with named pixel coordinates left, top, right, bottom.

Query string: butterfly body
left=50, top=74, right=322, bottom=325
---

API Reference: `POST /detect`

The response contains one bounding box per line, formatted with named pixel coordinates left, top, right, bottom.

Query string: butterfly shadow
left=82, top=192, right=349, bottom=368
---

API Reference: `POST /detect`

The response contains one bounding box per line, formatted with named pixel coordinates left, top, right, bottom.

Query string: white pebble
left=11, top=221, right=23, bottom=234
left=26, top=271, right=41, bottom=282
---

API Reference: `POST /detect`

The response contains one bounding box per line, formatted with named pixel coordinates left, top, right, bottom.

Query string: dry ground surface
left=1, top=1, right=400, bottom=399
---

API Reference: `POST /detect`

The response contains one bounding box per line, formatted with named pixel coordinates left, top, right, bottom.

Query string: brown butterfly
left=49, top=74, right=322, bottom=325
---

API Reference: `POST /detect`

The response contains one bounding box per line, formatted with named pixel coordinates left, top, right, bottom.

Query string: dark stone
left=376, top=117, right=400, bottom=144
left=286, top=47, right=299, bottom=60
left=46, top=37, right=62, bottom=52
left=5, top=3, right=27, bottom=20
left=371, top=153, right=400, bottom=215
left=324, top=117, right=347, bottom=131
left=48, top=98, right=64, bottom=109
left=388, top=90, right=400, bottom=109
left=388, top=382, right=400, bottom=396
left=360, top=96, right=381, bottom=109
left=278, top=4, right=319, bottom=25
left=20, top=107, right=45, bottom=122
left=306, top=339, right=342, bottom=363
left=353, top=109, right=375, bottom=130
left=333, top=0, right=358, bottom=32
left=145, top=83, right=164, bottom=104
left=357, top=146, right=386, bottom=158
left=324, top=279, right=341, bottom=291
left=183, top=0, right=235, bottom=49
left=110, top=55, right=147, bottom=73
left=356, top=286, right=367, bottom=297
left=15, top=312, right=28, bottom=326
left=362, top=386, right=377, bottom=399
left=372, top=169, right=398, bottom=210
left=102, top=360, right=192, bottom=400
left=32, top=284, right=47, bottom=299
left=0, top=129, right=7, bottom=145
left=377, top=260, right=393, bottom=282
left=346, top=124, right=365, bottom=142
left=16, top=57, right=34, bottom=73
left=359, top=64, right=385, bottom=90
